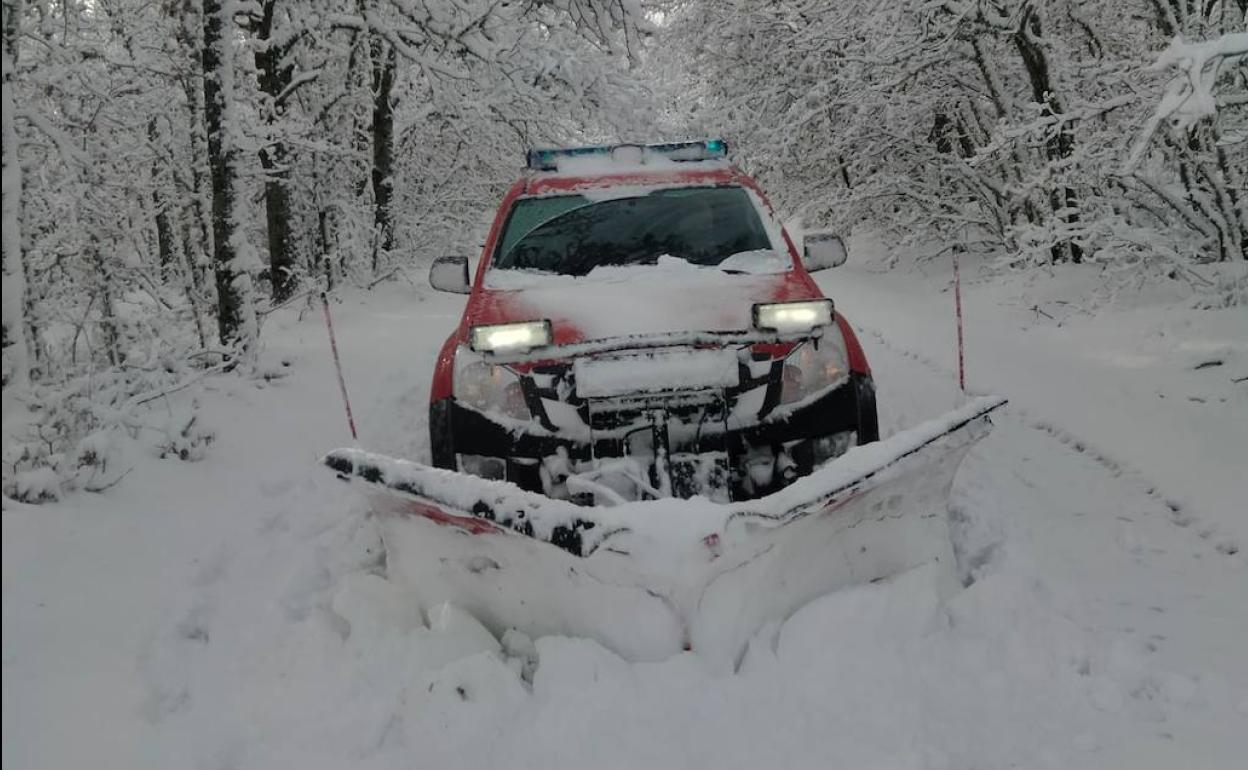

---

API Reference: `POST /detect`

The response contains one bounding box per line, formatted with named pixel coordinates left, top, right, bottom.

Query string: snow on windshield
left=491, top=186, right=784, bottom=276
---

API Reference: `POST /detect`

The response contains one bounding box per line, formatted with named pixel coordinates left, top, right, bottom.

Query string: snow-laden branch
left=15, top=107, right=94, bottom=170
left=1125, top=32, right=1248, bottom=172
left=324, top=12, right=470, bottom=79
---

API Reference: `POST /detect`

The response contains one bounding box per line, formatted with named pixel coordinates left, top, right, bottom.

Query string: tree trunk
left=174, top=193, right=209, bottom=349
left=2, top=0, right=31, bottom=388
left=1013, top=7, right=1083, bottom=264
left=153, top=195, right=177, bottom=283
left=148, top=118, right=180, bottom=284
left=969, top=34, right=1040, bottom=236
left=258, top=143, right=296, bottom=299
left=88, top=236, right=120, bottom=367
left=178, top=0, right=214, bottom=296
left=311, top=152, right=336, bottom=289
left=183, top=79, right=214, bottom=295
left=255, top=0, right=297, bottom=301
left=370, top=37, right=396, bottom=275
left=201, top=0, right=255, bottom=349
left=1214, top=143, right=1247, bottom=261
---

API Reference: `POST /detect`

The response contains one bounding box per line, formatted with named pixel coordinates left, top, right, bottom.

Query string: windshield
left=491, top=186, right=777, bottom=276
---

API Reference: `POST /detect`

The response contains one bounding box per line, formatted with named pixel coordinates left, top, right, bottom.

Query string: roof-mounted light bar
left=525, top=139, right=729, bottom=171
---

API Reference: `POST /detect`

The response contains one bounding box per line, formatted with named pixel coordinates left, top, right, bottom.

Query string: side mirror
left=429, top=256, right=470, bottom=294
left=802, top=232, right=848, bottom=272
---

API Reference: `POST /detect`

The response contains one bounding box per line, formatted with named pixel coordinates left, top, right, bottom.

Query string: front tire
left=853, top=373, right=879, bottom=444
left=429, top=398, right=456, bottom=469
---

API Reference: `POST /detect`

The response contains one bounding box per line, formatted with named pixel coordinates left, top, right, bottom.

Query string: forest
left=1, top=0, right=1245, bottom=497
left=4, top=5, right=1248, bottom=767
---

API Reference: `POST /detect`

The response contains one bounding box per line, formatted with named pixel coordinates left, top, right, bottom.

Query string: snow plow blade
left=324, top=396, right=1006, bottom=667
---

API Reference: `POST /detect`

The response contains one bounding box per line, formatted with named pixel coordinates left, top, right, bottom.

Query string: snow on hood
left=478, top=255, right=809, bottom=341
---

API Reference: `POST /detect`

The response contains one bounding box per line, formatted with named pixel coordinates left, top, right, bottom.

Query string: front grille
left=518, top=344, right=781, bottom=445
left=584, top=389, right=727, bottom=432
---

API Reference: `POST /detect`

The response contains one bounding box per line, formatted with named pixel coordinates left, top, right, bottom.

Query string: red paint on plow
left=702, top=532, right=722, bottom=558
left=409, top=501, right=505, bottom=536
left=375, top=495, right=506, bottom=536
left=818, top=489, right=867, bottom=516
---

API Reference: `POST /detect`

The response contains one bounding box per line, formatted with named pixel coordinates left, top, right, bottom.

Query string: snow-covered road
left=4, top=265, right=1246, bottom=769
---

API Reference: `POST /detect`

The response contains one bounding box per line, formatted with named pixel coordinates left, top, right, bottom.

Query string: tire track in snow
left=854, top=324, right=1240, bottom=559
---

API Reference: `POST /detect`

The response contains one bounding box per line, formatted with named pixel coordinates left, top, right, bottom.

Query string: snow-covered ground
left=4, top=257, right=1246, bottom=769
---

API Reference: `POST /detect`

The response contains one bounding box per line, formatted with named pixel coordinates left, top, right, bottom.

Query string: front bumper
left=431, top=371, right=877, bottom=502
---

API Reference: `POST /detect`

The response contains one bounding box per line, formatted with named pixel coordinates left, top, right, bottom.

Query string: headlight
left=454, top=350, right=531, bottom=420
left=780, top=338, right=847, bottom=404
left=469, top=320, right=552, bottom=354
left=753, top=299, right=834, bottom=334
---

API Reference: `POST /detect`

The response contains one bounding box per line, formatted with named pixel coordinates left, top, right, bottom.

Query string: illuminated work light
left=752, top=299, right=835, bottom=334
left=469, top=321, right=553, bottom=354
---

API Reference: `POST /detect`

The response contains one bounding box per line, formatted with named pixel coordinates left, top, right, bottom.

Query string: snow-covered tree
left=660, top=0, right=1246, bottom=274
left=2, top=0, right=30, bottom=388
left=1, top=0, right=649, bottom=499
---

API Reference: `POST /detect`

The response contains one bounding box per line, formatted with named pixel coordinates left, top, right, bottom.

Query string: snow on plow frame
left=324, top=396, right=1007, bottom=668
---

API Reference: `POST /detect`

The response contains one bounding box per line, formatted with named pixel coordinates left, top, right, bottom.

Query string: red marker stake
left=953, top=248, right=966, bottom=393
left=321, top=291, right=358, bottom=440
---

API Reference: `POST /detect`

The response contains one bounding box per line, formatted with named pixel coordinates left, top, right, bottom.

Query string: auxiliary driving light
left=752, top=299, right=834, bottom=334
left=469, top=320, right=553, bottom=354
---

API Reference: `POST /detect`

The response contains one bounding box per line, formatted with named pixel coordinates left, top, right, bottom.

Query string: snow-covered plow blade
left=325, top=396, right=1006, bottom=667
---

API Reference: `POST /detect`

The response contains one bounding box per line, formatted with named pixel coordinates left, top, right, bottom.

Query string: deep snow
left=3, top=253, right=1246, bottom=769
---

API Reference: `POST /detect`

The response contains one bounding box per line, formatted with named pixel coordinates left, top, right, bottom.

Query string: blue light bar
left=526, top=139, right=729, bottom=171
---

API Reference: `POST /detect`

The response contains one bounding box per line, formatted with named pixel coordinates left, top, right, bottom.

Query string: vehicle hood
left=464, top=260, right=824, bottom=344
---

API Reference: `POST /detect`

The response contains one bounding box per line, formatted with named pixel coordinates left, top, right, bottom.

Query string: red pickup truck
left=425, top=140, right=876, bottom=504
